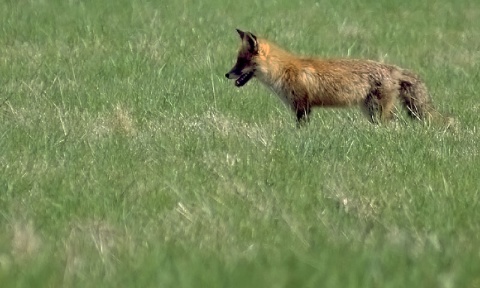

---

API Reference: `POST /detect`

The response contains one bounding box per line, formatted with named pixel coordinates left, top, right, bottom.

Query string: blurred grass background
left=1, top=0, right=479, bottom=287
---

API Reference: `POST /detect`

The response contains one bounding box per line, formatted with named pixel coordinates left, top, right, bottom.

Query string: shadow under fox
left=226, top=29, right=446, bottom=125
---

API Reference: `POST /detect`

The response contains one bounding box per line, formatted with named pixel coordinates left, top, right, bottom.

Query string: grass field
left=1, top=0, right=479, bottom=287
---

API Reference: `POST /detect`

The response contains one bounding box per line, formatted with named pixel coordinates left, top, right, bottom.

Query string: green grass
left=1, top=0, right=479, bottom=287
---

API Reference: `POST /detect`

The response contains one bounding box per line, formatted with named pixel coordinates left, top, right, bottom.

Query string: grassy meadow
left=1, top=0, right=480, bottom=286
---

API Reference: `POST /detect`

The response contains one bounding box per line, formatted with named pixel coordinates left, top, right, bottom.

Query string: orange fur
left=226, top=29, right=443, bottom=124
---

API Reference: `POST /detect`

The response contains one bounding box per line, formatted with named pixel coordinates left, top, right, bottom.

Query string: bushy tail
left=398, top=70, right=455, bottom=127
left=398, top=70, right=432, bottom=120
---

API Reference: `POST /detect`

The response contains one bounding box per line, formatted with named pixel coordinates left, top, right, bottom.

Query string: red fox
left=226, top=29, right=445, bottom=125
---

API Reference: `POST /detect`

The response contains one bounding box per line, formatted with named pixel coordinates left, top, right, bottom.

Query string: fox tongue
left=235, top=71, right=254, bottom=87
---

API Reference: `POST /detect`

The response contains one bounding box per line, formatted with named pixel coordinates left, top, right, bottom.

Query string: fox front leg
left=295, top=106, right=311, bottom=126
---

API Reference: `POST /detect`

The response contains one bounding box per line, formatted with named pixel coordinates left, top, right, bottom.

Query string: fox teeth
left=236, top=74, right=247, bottom=85
left=235, top=71, right=254, bottom=87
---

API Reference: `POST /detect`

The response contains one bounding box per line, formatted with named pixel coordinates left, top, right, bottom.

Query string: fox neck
left=254, top=40, right=295, bottom=91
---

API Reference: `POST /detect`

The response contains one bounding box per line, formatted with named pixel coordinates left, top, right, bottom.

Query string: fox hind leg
left=363, top=92, right=381, bottom=123
left=362, top=81, right=398, bottom=123
left=378, top=82, right=399, bottom=122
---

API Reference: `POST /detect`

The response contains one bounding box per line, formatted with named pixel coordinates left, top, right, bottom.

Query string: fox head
left=225, top=29, right=258, bottom=87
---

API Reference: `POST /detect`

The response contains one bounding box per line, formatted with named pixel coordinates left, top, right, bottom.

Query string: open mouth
left=235, top=71, right=254, bottom=87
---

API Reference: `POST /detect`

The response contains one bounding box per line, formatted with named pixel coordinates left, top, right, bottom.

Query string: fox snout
left=225, top=71, right=238, bottom=79
left=225, top=69, right=254, bottom=87
left=225, top=64, right=255, bottom=87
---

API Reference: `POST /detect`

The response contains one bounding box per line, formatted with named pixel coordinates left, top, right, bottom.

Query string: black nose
left=225, top=73, right=229, bottom=78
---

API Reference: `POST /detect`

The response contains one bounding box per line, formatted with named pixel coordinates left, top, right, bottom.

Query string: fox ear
left=244, top=32, right=258, bottom=53
left=236, top=28, right=245, bottom=39
left=236, top=29, right=258, bottom=53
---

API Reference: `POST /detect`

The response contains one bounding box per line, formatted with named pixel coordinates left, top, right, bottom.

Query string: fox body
left=225, top=29, right=438, bottom=124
